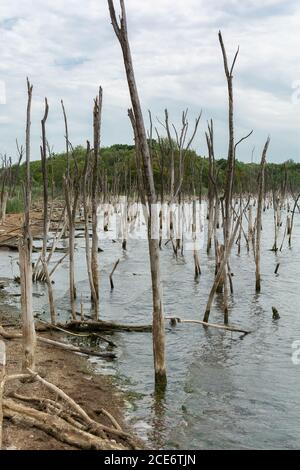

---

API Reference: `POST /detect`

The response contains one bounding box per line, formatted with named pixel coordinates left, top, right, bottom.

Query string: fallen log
left=0, top=326, right=116, bottom=358
left=3, top=398, right=125, bottom=450
left=61, top=320, right=152, bottom=333
left=36, top=320, right=117, bottom=348
left=165, top=316, right=250, bottom=335
left=37, top=336, right=116, bottom=359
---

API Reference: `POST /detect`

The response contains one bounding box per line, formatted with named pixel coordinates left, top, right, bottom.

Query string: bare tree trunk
left=255, top=138, right=270, bottom=293
left=61, top=100, right=70, bottom=179
left=0, top=341, right=5, bottom=449
left=64, top=180, right=77, bottom=321
left=192, top=198, right=201, bottom=278
left=0, top=191, right=8, bottom=224
left=91, top=90, right=103, bottom=319
left=82, top=142, right=98, bottom=310
left=108, top=0, right=166, bottom=386
left=19, top=79, right=36, bottom=372
left=219, top=31, right=239, bottom=242
left=204, top=216, right=241, bottom=322
left=41, top=98, right=56, bottom=324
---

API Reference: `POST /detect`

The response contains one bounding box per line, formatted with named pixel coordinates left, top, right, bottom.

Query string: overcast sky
left=0, top=0, right=300, bottom=163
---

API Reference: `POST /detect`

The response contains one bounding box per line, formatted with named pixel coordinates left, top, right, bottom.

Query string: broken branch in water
left=109, top=259, right=120, bottom=290
left=165, top=316, right=250, bottom=335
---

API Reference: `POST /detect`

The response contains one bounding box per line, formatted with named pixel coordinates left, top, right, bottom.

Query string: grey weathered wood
left=20, top=79, right=36, bottom=373
left=255, top=138, right=270, bottom=292
left=108, top=0, right=166, bottom=386
left=91, top=89, right=103, bottom=318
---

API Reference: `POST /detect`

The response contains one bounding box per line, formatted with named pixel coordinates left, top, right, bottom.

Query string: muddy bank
left=0, top=305, right=143, bottom=450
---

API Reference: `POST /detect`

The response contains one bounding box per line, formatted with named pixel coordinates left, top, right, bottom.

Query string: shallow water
left=1, top=205, right=300, bottom=450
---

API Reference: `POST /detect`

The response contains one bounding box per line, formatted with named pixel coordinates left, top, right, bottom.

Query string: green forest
left=17, top=143, right=300, bottom=199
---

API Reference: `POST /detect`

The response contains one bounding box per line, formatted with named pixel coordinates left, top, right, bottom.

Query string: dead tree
left=61, top=100, right=70, bottom=179
left=156, top=109, right=201, bottom=256
left=19, top=79, right=36, bottom=372
left=64, top=171, right=80, bottom=321
left=108, top=0, right=166, bottom=387
left=82, top=141, right=99, bottom=315
left=40, top=98, right=56, bottom=324
left=91, top=90, right=103, bottom=318
left=192, top=198, right=201, bottom=278
left=0, top=156, right=9, bottom=224
left=255, top=138, right=270, bottom=293
left=203, top=213, right=242, bottom=322
left=219, top=31, right=239, bottom=243
left=206, top=121, right=215, bottom=254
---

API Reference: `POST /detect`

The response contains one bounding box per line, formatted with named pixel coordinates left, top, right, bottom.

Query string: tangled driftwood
left=0, top=340, right=138, bottom=450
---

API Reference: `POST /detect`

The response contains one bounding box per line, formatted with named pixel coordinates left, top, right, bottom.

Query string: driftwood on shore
left=3, top=399, right=125, bottom=450
left=2, top=367, right=138, bottom=450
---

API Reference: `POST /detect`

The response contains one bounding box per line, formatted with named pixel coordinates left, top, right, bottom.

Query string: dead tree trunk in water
left=61, top=100, right=70, bottom=179
left=82, top=141, right=98, bottom=313
left=64, top=176, right=79, bottom=321
left=203, top=215, right=242, bottom=322
left=206, top=120, right=215, bottom=254
left=91, top=90, right=102, bottom=319
left=255, top=138, right=270, bottom=293
left=108, top=0, right=166, bottom=387
left=40, top=98, right=56, bottom=324
left=192, top=198, right=201, bottom=278
left=20, top=79, right=36, bottom=372
left=219, top=31, right=239, bottom=242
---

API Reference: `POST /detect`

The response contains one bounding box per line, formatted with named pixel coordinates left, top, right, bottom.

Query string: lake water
left=1, top=204, right=300, bottom=450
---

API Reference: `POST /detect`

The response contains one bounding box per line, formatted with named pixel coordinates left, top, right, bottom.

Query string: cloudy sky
left=0, top=0, right=300, bottom=163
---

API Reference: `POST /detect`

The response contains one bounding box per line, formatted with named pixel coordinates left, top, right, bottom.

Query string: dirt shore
left=0, top=209, right=143, bottom=451
left=0, top=307, right=142, bottom=450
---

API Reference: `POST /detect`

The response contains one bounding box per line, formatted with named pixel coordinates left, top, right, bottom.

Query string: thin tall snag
left=40, top=98, right=56, bottom=324
left=61, top=100, right=70, bottom=179
left=19, top=78, right=36, bottom=373
left=108, top=0, right=166, bottom=387
left=64, top=175, right=79, bottom=321
left=255, top=138, right=270, bottom=292
left=91, top=88, right=103, bottom=318
left=203, top=212, right=242, bottom=323
left=219, top=31, right=239, bottom=242
left=82, top=141, right=98, bottom=310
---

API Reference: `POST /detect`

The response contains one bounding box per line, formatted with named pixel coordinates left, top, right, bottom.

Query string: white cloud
left=0, top=0, right=299, bottom=162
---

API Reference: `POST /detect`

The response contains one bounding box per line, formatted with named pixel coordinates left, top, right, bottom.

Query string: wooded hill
left=13, top=143, right=300, bottom=200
